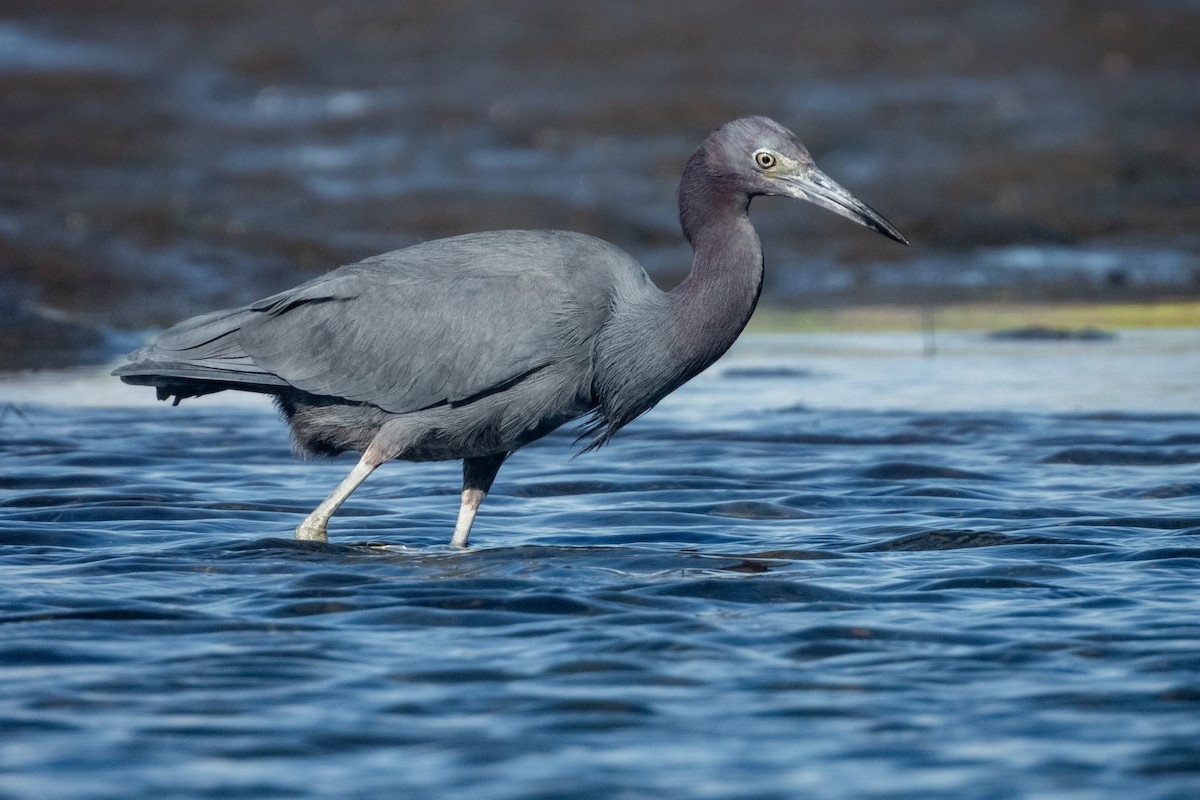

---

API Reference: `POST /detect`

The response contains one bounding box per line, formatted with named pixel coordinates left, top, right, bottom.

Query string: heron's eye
left=754, top=150, right=777, bottom=170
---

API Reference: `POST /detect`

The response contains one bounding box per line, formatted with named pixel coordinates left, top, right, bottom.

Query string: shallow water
left=3, top=334, right=1199, bottom=799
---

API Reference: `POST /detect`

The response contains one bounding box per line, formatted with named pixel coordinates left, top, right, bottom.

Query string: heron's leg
left=450, top=452, right=508, bottom=549
left=295, top=449, right=384, bottom=541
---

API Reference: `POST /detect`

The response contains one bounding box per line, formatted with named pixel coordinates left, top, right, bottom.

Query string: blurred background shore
left=2, top=0, right=1198, bottom=370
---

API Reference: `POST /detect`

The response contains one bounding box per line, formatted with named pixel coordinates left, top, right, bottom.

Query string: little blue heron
left=115, top=116, right=908, bottom=547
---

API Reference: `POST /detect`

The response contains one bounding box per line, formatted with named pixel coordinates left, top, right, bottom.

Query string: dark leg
left=449, top=452, right=508, bottom=548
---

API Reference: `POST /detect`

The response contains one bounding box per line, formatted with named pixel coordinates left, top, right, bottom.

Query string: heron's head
left=703, top=116, right=909, bottom=246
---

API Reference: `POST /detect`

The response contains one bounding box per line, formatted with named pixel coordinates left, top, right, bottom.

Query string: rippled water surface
left=3, top=337, right=1200, bottom=799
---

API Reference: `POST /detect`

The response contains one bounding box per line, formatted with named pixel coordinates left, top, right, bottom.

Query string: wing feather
left=233, top=230, right=625, bottom=412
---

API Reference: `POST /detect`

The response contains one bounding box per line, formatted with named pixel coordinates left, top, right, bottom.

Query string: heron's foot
left=294, top=517, right=329, bottom=542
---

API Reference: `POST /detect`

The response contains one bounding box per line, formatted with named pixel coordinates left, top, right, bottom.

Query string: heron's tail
left=113, top=306, right=289, bottom=404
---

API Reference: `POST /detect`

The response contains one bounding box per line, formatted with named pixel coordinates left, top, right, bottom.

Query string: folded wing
left=116, top=230, right=628, bottom=413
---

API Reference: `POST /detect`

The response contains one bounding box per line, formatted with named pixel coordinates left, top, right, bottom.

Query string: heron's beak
left=782, top=167, right=909, bottom=246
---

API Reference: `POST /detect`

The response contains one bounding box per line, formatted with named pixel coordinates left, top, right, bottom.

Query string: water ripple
left=2, top=402, right=1199, bottom=799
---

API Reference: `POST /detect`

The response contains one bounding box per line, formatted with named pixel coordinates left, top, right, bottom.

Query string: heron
left=115, top=116, right=908, bottom=547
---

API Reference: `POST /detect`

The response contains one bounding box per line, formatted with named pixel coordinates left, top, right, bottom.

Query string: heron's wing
left=114, top=305, right=290, bottom=392
left=237, top=231, right=627, bottom=413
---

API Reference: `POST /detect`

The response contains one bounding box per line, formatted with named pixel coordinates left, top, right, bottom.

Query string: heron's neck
left=666, top=178, right=763, bottom=373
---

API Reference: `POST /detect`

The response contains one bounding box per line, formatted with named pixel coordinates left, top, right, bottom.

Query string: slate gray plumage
left=115, top=116, right=908, bottom=546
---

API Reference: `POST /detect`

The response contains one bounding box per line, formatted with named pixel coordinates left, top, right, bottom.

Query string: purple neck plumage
left=666, top=147, right=765, bottom=374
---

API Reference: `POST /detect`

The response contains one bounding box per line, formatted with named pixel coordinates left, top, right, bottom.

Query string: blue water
left=3, top=360, right=1199, bottom=800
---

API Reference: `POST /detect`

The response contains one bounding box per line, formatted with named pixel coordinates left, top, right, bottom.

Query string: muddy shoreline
left=2, top=0, right=1198, bottom=367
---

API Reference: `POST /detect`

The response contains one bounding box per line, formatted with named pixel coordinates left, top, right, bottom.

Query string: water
left=3, top=333, right=1199, bottom=799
